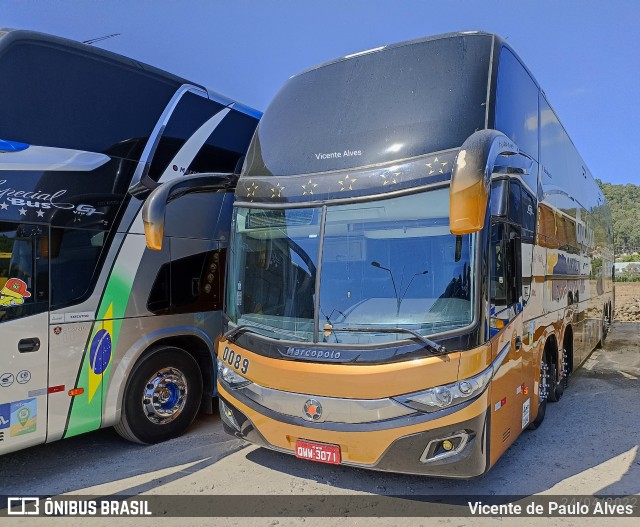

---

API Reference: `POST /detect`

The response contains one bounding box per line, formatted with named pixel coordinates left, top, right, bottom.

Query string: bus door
left=488, top=220, right=525, bottom=462
left=0, top=222, right=49, bottom=454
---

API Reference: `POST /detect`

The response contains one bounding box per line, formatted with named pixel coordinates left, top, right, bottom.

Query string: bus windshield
left=228, top=188, right=476, bottom=343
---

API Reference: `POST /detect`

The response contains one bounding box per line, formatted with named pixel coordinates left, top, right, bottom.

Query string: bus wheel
left=547, top=360, right=563, bottom=402
left=115, top=346, right=203, bottom=444
left=602, top=310, right=609, bottom=342
left=561, top=347, right=570, bottom=390
left=528, top=353, right=548, bottom=430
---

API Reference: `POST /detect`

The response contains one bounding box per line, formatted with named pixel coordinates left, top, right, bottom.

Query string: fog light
left=420, top=431, right=471, bottom=463
left=442, top=439, right=454, bottom=451
left=220, top=400, right=240, bottom=431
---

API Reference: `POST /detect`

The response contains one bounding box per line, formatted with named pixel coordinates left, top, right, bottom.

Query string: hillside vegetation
left=597, top=180, right=640, bottom=253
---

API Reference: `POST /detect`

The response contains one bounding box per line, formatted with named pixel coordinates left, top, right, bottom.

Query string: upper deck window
left=0, top=39, right=177, bottom=157
left=245, top=35, right=492, bottom=177
left=494, top=47, right=539, bottom=161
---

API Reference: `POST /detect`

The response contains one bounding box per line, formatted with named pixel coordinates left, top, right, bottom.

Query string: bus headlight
left=394, top=366, right=493, bottom=412
left=216, top=358, right=251, bottom=389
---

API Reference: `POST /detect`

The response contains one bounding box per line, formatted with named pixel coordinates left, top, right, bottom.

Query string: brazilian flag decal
left=64, top=266, right=133, bottom=438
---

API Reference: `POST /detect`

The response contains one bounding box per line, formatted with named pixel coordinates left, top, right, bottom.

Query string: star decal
left=338, top=174, right=357, bottom=191
left=301, top=179, right=318, bottom=195
left=270, top=182, right=285, bottom=198
left=36, top=209, right=45, bottom=218
left=245, top=182, right=259, bottom=197
left=0, top=202, right=8, bottom=210
left=380, top=172, right=400, bottom=186
left=18, top=207, right=27, bottom=216
left=426, top=156, right=449, bottom=175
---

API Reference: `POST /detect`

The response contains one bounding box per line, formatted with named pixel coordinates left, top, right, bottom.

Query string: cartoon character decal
left=0, top=278, right=31, bottom=307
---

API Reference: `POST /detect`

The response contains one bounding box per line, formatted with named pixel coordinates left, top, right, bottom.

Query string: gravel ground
left=615, top=282, right=640, bottom=322
left=1, top=323, right=639, bottom=526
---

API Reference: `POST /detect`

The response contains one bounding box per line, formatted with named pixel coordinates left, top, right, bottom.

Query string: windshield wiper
left=223, top=323, right=309, bottom=343
left=327, top=326, right=446, bottom=354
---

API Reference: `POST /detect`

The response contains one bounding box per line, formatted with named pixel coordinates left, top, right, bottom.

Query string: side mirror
left=449, top=130, right=519, bottom=235
left=142, top=172, right=238, bottom=251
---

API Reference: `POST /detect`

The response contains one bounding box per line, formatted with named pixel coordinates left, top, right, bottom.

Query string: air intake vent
left=502, top=428, right=511, bottom=443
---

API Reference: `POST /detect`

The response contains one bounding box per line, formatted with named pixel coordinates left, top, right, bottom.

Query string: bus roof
left=0, top=28, right=257, bottom=117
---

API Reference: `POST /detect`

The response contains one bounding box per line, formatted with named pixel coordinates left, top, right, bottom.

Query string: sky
left=3, top=0, right=639, bottom=185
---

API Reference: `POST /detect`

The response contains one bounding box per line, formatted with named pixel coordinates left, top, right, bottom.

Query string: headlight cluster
left=394, top=364, right=494, bottom=413
left=216, top=358, right=251, bottom=389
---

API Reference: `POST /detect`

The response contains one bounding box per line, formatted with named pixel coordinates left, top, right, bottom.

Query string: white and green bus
left=0, top=29, right=260, bottom=454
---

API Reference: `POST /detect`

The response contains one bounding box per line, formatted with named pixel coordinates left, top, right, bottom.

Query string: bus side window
left=49, top=229, right=105, bottom=309
left=490, top=223, right=507, bottom=307
left=494, top=47, right=539, bottom=162
left=490, top=222, right=522, bottom=330
left=506, top=226, right=522, bottom=307
left=0, top=224, right=49, bottom=322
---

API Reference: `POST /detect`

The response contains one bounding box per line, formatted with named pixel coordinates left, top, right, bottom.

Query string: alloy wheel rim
left=142, top=367, right=188, bottom=424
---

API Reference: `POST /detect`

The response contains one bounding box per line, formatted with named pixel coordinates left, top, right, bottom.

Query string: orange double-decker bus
left=214, top=32, right=614, bottom=477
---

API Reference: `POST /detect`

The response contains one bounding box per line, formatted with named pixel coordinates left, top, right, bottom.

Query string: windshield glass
left=228, top=208, right=321, bottom=341
left=228, top=188, right=476, bottom=344
left=320, top=189, right=474, bottom=343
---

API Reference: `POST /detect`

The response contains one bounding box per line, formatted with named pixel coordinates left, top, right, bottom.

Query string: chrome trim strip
left=220, top=379, right=481, bottom=432
left=494, top=341, right=511, bottom=371
left=235, top=382, right=414, bottom=424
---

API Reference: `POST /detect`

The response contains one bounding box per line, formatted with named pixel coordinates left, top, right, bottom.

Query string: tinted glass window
left=245, top=35, right=492, bottom=177
left=0, top=40, right=179, bottom=156
left=490, top=180, right=508, bottom=217
left=0, top=222, right=48, bottom=322
left=490, top=223, right=506, bottom=306
left=495, top=48, right=539, bottom=160
left=50, top=228, right=105, bottom=309
left=147, top=249, right=226, bottom=315
left=148, top=94, right=254, bottom=181
left=508, top=180, right=522, bottom=224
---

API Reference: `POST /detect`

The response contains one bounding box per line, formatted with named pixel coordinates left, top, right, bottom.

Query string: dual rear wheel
left=528, top=348, right=565, bottom=430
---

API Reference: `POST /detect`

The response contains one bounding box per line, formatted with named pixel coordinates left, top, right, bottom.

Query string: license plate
left=295, top=439, right=341, bottom=465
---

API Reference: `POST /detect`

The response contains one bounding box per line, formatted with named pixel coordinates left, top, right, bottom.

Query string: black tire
left=596, top=312, right=607, bottom=349
left=114, top=346, right=203, bottom=444
left=528, top=353, right=549, bottom=430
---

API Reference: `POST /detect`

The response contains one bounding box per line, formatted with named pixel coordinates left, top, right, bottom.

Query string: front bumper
left=218, top=384, right=490, bottom=478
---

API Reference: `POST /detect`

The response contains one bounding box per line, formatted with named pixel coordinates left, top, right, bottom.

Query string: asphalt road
left=1, top=323, right=639, bottom=526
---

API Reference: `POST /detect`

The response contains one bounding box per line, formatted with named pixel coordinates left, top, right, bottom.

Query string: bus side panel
left=63, top=232, right=148, bottom=438
left=488, top=312, right=524, bottom=468
left=0, top=313, right=49, bottom=455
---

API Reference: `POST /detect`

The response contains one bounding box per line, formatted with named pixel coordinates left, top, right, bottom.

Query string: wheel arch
left=102, top=326, right=216, bottom=427
left=542, top=331, right=559, bottom=370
